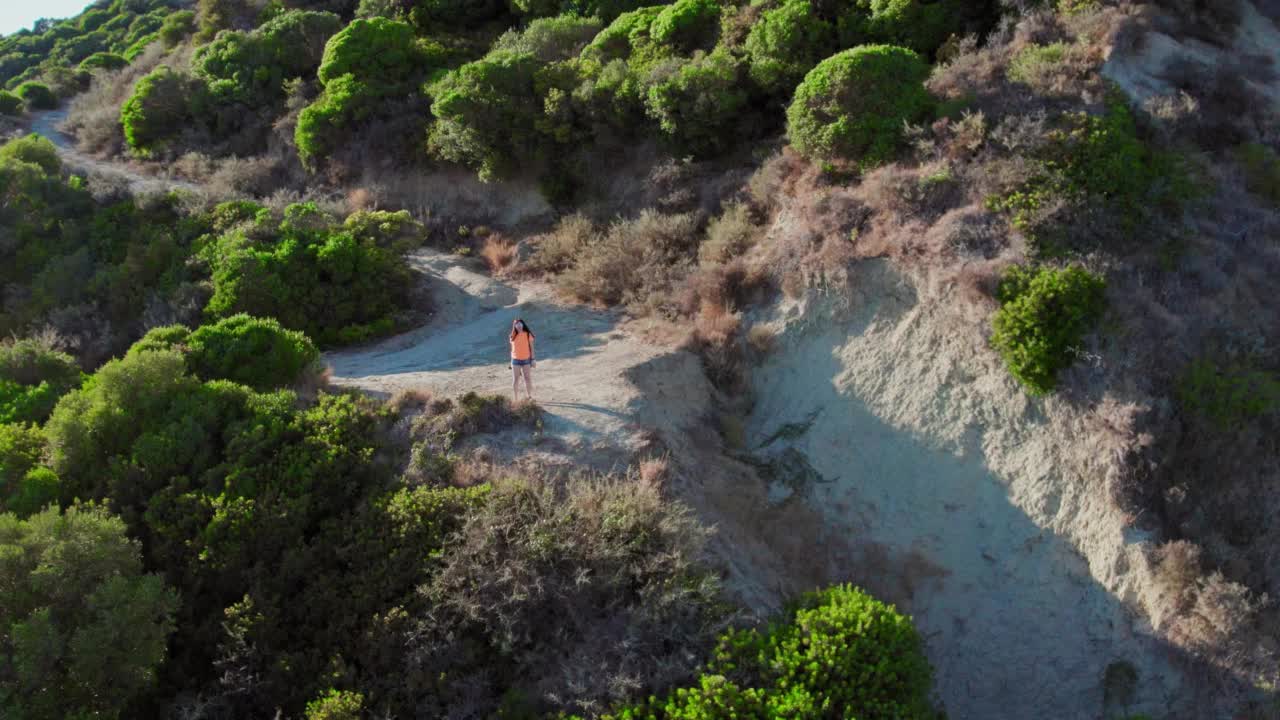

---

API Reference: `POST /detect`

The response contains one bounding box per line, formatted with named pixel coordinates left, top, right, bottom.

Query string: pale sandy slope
left=326, top=250, right=708, bottom=465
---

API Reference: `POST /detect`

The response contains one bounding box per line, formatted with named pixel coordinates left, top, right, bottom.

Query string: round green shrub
left=0, top=134, right=61, bottom=175
left=644, top=47, right=748, bottom=157
left=650, top=0, right=722, bottom=52
left=127, top=324, right=193, bottom=357
left=14, top=81, right=56, bottom=110
left=744, top=0, right=835, bottom=97
left=77, top=51, right=128, bottom=72
left=0, top=91, right=21, bottom=117
left=608, top=584, right=937, bottom=719
left=991, top=264, right=1107, bottom=395
left=511, top=0, right=651, bottom=20
left=837, top=0, right=965, bottom=56
left=187, top=314, right=320, bottom=389
left=159, top=10, right=197, bottom=48
left=785, top=44, right=931, bottom=166
left=119, top=65, right=195, bottom=155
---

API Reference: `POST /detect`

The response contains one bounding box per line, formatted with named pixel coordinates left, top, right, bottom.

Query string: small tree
left=0, top=504, right=179, bottom=720
left=786, top=44, right=931, bottom=167
left=119, top=65, right=195, bottom=155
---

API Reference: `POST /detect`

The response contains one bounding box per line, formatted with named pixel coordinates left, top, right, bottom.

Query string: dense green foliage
left=1177, top=359, right=1280, bottom=430
left=0, top=89, right=21, bottom=115
left=133, top=314, right=320, bottom=389
left=0, top=503, right=179, bottom=720
left=193, top=10, right=340, bottom=106
left=0, top=422, right=56, bottom=517
left=77, top=50, right=129, bottom=71
left=120, top=65, right=195, bottom=155
left=0, top=0, right=184, bottom=94
left=297, top=17, right=448, bottom=165
left=0, top=136, right=210, bottom=357
left=158, top=9, right=197, bottom=47
left=15, top=81, right=56, bottom=109
left=745, top=0, right=835, bottom=97
left=991, top=265, right=1107, bottom=395
left=837, top=0, right=965, bottom=56
left=0, top=339, right=84, bottom=424
left=986, top=97, right=1195, bottom=251
left=590, top=584, right=935, bottom=719
left=786, top=44, right=931, bottom=167
left=202, top=202, right=412, bottom=346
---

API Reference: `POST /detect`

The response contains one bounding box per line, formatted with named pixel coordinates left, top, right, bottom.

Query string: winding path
left=27, top=108, right=199, bottom=194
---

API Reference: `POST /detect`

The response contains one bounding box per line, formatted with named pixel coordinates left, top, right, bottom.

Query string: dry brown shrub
left=207, top=155, right=285, bottom=198
left=1154, top=540, right=1204, bottom=612
left=698, top=202, right=759, bottom=266
left=859, top=162, right=961, bottom=222
left=479, top=235, right=517, bottom=274
left=780, top=270, right=806, bottom=299
left=346, top=187, right=376, bottom=213
left=746, top=324, right=775, bottom=356
left=747, top=149, right=804, bottom=213
left=923, top=205, right=1008, bottom=259
left=530, top=212, right=596, bottom=274
left=637, top=456, right=669, bottom=487
left=387, top=388, right=434, bottom=415
left=171, top=152, right=217, bottom=181
left=557, top=210, right=699, bottom=311
left=407, top=474, right=726, bottom=718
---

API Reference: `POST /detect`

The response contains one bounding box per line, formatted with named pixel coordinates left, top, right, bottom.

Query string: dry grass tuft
left=746, top=324, right=776, bottom=357
left=479, top=235, right=518, bottom=274
left=698, top=202, right=760, bottom=266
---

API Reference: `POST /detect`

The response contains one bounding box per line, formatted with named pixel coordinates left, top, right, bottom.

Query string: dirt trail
left=325, top=250, right=708, bottom=466
left=27, top=108, right=199, bottom=194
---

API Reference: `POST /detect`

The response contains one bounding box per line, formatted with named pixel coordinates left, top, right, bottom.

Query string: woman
left=509, top=318, right=535, bottom=402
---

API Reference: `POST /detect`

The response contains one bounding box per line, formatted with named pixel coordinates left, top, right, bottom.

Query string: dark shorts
left=511, top=358, right=533, bottom=367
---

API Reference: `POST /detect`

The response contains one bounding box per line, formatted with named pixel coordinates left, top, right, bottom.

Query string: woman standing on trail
left=510, top=318, right=535, bottom=401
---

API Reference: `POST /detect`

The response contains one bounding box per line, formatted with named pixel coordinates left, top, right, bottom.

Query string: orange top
left=511, top=331, right=533, bottom=360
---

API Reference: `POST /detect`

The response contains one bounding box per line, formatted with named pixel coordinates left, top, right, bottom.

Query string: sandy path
left=326, top=250, right=697, bottom=463
left=28, top=108, right=199, bottom=194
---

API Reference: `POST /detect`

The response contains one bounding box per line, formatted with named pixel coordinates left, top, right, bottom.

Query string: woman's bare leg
left=521, top=364, right=534, bottom=401
left=512, top=364, right=522, bottom=401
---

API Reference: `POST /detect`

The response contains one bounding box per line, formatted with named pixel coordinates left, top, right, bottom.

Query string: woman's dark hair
left=510, top=318, right=534, bottom=340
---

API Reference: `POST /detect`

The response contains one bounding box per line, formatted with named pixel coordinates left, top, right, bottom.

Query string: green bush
left=202, top=203, right=411, bottom=346
left=1177, top=359, right=1280, bottom=430
left=0, top=90, right=22, bottom=115
left=159, top=9, right=197, bottom=47
left=786, top=44, right=931, bottom=166
left=510, top=0, right=652, bottom=20
left=985, top=98, right=1195, bottom=249
left=1233, top=142, right=1280, bottom=206
left=0, top=133, right=60, bottom=175
left=428, top=49, right=579, bottom=181
left=1007, top=41, right=1067, bottom=86
left=122, top=32, right=160, bottom=61
left=837, top=0, right=965, bottom=56
left=0, top=338, right=83, bottom=425
left=0, top=423, right=57, bottom=516
left=77, top=51, right=128, bottom=72
left=14, top=81, right=56, bottom=109
left=306, top=689, right=364, bottom=720
left=744, top=0, right=835, bottom=97
left=644, top=47, right=749, bottom=156
left=193, top=10, right=341, bottom=106
left=296, top=17, right=447, bottom=166
left=187, top=314, right=320, bottom=389
left=120, top=65, right=195, bottom=155
left=650, top=0, right=723, bottom=52
left=991, top=265, right=1106, bottom=395
left=604, top=584, right=936, bottom=719
left=0, top=503, right=179, bottom=720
